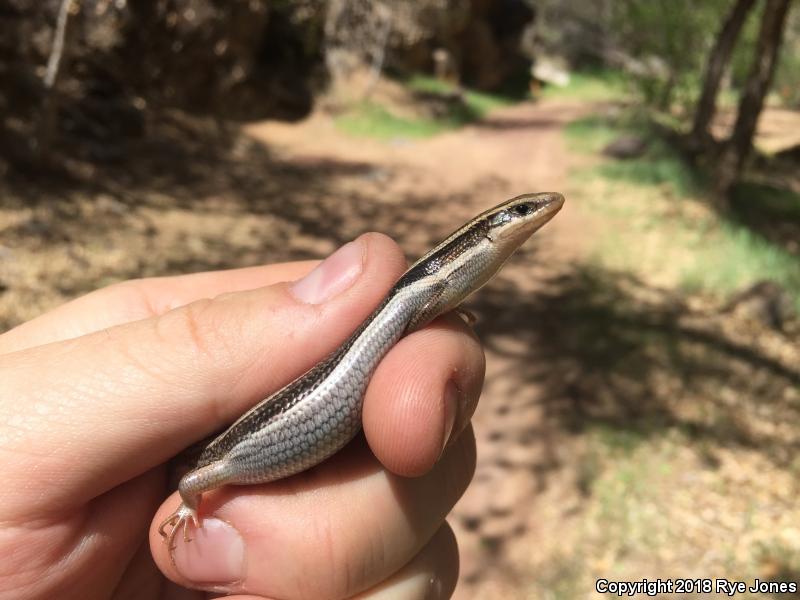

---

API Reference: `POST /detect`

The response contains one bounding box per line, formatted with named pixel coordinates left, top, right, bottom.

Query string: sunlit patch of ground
left=712, top=105, right=800, bottom=155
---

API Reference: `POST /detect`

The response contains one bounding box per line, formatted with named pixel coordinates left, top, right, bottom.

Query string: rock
left=602, top=135, right=649, bottom=159
left=531, top=56, right=570, bottom=87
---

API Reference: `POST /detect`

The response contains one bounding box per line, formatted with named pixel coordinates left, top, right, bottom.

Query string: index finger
left=0, top=260, right=318, bottom=354
left=0, top=234, right=408, bottom=513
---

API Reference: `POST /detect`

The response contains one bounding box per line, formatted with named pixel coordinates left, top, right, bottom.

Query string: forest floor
left=2, top=91, right=800, bottom=598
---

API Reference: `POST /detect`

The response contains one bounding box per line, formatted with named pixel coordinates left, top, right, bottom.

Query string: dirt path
left=245, top=100, right=590, bottom=261
left=248, top=99, right=595, bottom=597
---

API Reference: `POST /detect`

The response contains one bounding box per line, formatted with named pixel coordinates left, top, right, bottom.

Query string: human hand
left=0, top=233, right=484, bottom=599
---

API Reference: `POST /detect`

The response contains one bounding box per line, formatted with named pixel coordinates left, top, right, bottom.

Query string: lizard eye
left=513, top=203, right=533, bottom=216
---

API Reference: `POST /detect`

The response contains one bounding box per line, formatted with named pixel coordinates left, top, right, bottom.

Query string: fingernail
left=290, top=239, right=364, bottom=304
left=440, top=380, right=459, bottom=457
left=173, top=518, right=245, bottom=586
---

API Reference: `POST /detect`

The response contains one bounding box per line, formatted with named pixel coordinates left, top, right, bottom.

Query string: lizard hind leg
left=158, top=503, right=200, bottom=552
left=158, top=459, right=234, bottom=553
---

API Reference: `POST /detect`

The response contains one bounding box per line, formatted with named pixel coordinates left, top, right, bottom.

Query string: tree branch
left=44, top=0, right=74, bottom=89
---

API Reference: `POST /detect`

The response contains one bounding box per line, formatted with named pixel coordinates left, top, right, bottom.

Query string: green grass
left=335, top=102, right=453, bottom=140
left=406, top=75, right=515, bottom=115
left=566, top=114, right=800, bottom=310
left=336, top=69, right=626, bottom=141
left=565, top=115, right=702, bottom=197
left=679, top=224, right=800, bottom=307
left=335, top=75, right=515, bottom=140
left=529, top=554, right=588, bottom=599
left=541, top=68, right=628, bottom=102
left=585, top=435, right=676, bottom=560
left=597, top=140, right=702, bottom=198
left=564, top=116, right=623, bottom=153
left=591, top=424, right=649, bottom=456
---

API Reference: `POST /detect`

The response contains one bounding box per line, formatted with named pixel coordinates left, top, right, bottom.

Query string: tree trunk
left=716, top=0, right=793, bottom=198
left=690, top=0, right=757, bottom=146
left=37, top=0, right=77, bottom=161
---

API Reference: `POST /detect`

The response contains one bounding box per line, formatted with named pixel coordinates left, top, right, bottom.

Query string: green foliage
left=565, top=115, right=800, bottom=309
left=611, top=0, right=797, bottom=111
left=773, top=10, right=800, bottom=107
left=335, top=76, right=514, bottom=140
left=774, top=48, right=800, bottom=107
left=728, top=0, right=764, bottom=91
left=610, top=0, right=749, bottom=111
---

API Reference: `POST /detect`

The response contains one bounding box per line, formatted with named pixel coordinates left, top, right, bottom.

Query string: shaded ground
left=1, top=97, right=799, bottom=598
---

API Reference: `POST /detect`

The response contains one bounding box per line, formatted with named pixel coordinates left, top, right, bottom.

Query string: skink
left=158, top=192, right=565, bottom=550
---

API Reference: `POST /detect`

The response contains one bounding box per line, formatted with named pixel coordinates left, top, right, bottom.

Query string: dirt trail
left=246, top=100, right=590, bottom=261
left=248, top=100, right=596, bottom=597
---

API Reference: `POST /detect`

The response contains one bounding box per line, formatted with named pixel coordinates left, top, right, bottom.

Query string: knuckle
left=157, top=297, right=220, bottom=363
left=180, top=299, right=214, bottom=359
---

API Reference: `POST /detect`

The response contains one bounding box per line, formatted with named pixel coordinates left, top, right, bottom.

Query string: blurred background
left=1, top=0, right=799, bottom=597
